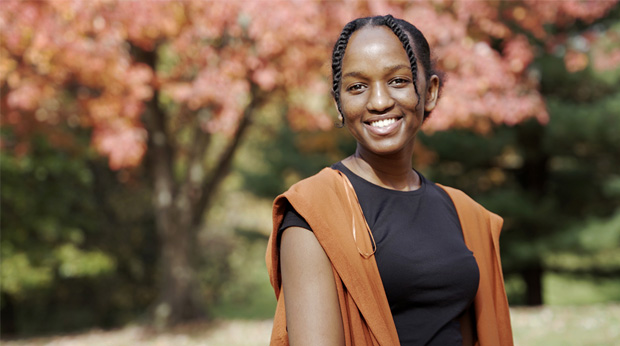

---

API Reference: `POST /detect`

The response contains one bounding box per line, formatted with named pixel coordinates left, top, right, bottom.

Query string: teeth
left=370, top=118, right=397, bottom=128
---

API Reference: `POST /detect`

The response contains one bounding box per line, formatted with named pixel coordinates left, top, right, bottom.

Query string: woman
left=266, top=15, right=513, bottom=345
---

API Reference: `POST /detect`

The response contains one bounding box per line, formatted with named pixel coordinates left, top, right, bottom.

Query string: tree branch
left=191, top=84, right=262, bottom=227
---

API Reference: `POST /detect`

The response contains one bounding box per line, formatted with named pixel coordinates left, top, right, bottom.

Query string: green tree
left=420, top=16, right=620, bottom=305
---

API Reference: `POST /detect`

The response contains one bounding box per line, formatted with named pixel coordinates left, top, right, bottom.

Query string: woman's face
left=339, top=26, right=438, bottom=157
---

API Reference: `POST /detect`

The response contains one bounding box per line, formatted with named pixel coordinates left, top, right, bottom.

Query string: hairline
left=357, top=21, right=429, bottom=78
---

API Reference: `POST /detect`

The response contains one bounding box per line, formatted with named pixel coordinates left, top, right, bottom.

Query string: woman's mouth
left=369, top=118, right=397, bottom=128
left=364, top=116, right=403, bottom=135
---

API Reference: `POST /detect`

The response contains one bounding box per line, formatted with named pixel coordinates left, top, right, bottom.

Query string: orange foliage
left=1, top=0, right=617, bottom=169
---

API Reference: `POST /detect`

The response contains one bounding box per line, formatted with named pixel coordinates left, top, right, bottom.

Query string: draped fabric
left=266, top=168, right=513, bottom=345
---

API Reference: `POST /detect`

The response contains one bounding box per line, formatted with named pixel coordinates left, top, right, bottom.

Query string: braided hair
left=331, top=15, right=442, bottom=125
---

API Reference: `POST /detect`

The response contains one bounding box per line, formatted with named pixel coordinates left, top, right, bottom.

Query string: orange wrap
left=266, top=168, right=513, bottom=345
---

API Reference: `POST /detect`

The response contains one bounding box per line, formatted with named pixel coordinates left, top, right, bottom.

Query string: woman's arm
left=280, top=226, right=345, bottom=345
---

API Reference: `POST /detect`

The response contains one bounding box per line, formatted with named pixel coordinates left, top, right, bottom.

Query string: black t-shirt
left=279, top=162, right=479, bottom=345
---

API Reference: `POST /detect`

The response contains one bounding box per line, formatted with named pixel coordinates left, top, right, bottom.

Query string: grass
left=511, top=304, right=620, bottom=346
left=4, top=304, right=620, bottom=346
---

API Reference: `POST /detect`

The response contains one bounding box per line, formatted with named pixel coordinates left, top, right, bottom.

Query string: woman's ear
left=333, top=99, right=344, bottom=126
left=424, top=75, right=440, bottom=112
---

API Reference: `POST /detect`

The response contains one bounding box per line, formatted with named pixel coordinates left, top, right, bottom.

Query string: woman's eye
left=347, top=84, right=365, bottom=92
left=390, top=78, right=410, bottom=86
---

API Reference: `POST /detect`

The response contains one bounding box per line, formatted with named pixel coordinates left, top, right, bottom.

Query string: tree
left=418, top=5, right=620, bottom=305
left=2, top=0, right=617, bottom=325
left=2, top=0, right=342, bottom=325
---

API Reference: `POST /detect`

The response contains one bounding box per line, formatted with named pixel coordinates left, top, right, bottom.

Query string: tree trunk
left=1, top=293, right=17, bottom=336
left=521, top=263, right=544, bottom=306
left=134, top=44, right=259, bottom=327
left=133, top=45, right=204, bottom=326
left=154, top=206, right=204, bottom=325
left=517, top=120, right=549, bottom=306
left=146, top=93, right=205, bottom=326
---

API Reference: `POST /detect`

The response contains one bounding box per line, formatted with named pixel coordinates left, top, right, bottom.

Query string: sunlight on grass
left=511, top=304, right=620, bottom=346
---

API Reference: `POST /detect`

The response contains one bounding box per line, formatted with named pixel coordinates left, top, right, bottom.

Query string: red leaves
left=2, top=0, right=618, bottom=169
left=92, top=119, right=147, bottom=170
left=503, top=35, right=535, bottom=74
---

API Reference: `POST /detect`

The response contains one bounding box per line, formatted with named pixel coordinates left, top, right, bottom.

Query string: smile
left=369, top=118, right=397, bottom=128
left=364, top=116, right=403, bottom=135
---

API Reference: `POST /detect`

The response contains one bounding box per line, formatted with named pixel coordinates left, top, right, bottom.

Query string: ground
left=3, top=304, right=619, bottom=346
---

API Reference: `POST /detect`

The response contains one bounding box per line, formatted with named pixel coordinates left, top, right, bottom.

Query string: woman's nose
left=366, top=83, right=395, bottom=112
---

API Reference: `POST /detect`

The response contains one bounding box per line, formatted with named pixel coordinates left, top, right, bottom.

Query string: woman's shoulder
left=283, top=167, right=343, bottom=198
left=274, top=167, right=346, bottom=218
left=435, top=184, right=493, bottom=213
left=273, top=166, right=363, bottom=248
left=436, top=183, right=503, bottom=238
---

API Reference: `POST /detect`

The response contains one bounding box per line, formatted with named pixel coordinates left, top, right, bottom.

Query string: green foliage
left=1, top=135, right=112, bottom=295
left=237, top=108, right=345, bottom=198
left=545, top=273, right=620, bottom=305
left=544, top=210, right=620, bottom=277
left=54, top=244, right=116, bottom=279
left=210, top=238, right=275, bottom=320
left=1, top=253, right=53, bottom=296
left=0, top=133, right=159, bottom=335
left=577, top=211, right=620, bottom=252
left=420, top=32, right=620, bottom=304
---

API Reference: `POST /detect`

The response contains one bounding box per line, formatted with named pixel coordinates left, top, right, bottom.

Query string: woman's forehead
left=348, top=26, right=402, bottom=49
left=342, top=26, right=411, bottom=72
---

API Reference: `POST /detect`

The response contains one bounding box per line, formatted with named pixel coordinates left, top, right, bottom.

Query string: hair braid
left=331, top=21, right=357, bottom=125
left=383, top=15, right=420, bottom=104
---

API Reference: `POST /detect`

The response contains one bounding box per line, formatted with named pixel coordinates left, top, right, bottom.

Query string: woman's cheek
left=342, top=96, right=367, bottom=118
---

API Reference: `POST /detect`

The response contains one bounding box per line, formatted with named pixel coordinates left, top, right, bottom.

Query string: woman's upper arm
left=280, top=226, right=345, bottom=346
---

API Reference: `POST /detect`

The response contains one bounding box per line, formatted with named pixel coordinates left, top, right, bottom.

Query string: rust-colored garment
left=266, top=168, right=513, bottom=345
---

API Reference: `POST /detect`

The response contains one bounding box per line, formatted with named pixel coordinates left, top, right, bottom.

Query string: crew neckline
left=332, top=161, right=426, bottom=196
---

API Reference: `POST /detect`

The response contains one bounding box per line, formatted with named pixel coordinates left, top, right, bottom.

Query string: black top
left=279, top=162, right=479, bottom=345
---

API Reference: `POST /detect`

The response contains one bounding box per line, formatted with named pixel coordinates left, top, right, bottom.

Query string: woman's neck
left=341, top=147, right=420, bottom=191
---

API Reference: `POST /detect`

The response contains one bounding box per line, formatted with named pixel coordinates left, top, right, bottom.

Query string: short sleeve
left=277, top=200, right=312, bottom=247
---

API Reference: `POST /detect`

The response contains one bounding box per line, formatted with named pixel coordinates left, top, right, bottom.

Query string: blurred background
left=1, top=1, right=619, bottom=345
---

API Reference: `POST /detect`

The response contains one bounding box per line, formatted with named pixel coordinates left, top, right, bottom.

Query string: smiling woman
left=338, top=25, right=438, bottom=163
left=266, top=15, right=513, bottom=346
